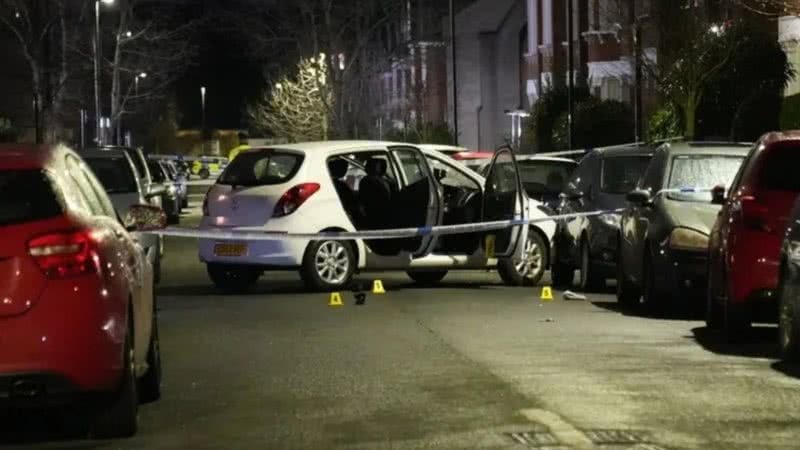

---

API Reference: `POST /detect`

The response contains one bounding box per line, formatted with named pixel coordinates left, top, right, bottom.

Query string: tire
left=579, top=239, right=604, bottom=291
left=300, top=240, right=356, bottom=291
left=778, top=272, right=800, bottom=361
left=616, top=246, right=640, bottom=307
left=207, top=263, right=261, bottom=294
left=705, top=267, right=724, bottom=329
left=723, top=301, right=752, bottom=343
left=138, top=300, right=162, bottom=403
left=153, top=255, right=161, bottom=285
left=498, top=230, right=547, bottom=286
left=407, top=270, right=448, bottom=285
left=642, top=252, right=666, bottom=316
left=90, top=326, right=138, bottom=438
left=199, top=168, right=210, bottom=179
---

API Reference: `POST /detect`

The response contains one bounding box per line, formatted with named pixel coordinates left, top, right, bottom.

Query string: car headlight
left=669, top=227, right=709, bottom=251
left=599, top=213, right=621, bottom=228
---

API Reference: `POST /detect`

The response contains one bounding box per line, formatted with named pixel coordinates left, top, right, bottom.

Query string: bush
left=528, top=84, right=591, bottom=152
left=647, top=104, right=683, bottom=141
left=384, top=122, right=454, bottom=145
left=780, top=93, right=800, bottom=130
left=552, top=98, right=634, bottom=150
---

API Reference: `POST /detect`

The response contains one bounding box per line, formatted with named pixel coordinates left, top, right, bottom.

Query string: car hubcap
left=315, top=241, right=350, bottom=285
left=514, top=237, right=543, bottom=279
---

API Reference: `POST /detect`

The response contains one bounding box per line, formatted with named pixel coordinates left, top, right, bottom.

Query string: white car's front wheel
left=301, top=240, right=356, bottom=292
left=498, top=230, right=546, bottom=287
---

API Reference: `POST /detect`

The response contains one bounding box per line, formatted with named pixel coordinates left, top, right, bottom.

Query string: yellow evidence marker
left=372, top=280, right=386, bottom=294
left=540, top=286, right=554, bottom=302
left=329, top=292, right=344, bottom=307
left=485, top=235, right=496, bottom=258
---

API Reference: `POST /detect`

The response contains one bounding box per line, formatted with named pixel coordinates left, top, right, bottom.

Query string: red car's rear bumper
left=0, top=276, right=128, bottom=396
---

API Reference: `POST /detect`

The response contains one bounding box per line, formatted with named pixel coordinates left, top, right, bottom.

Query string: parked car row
left=0, top=144, right=166, bottom=438
left=548, top=135, right=800, bottom=362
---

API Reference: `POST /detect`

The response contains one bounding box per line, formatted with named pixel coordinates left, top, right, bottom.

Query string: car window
left=66, top=155, right=105, bottom=216
left=85, top=156, right=139, bottom=194
left=393, top=149, right=428, bottom=185
left=667, top=155, right=745, bottom=202
left=517, top=160, right=576, bottom=199
left=0, top=170, right=64, bottom=227
left=148, top=161, right=167, bottom=183
left=566, top=153, right=594, bottom=193
left=638, top=149, right=666, bottom=192
left=600, top=155, right=652, bottom=194
left=426, top=156, right=481, bottom=191
left=218, top=150, right=303, bottom=186
left=334, top=152, right=397, bottom=191
left=757, top=144, right=800, bottom=191
left=126, top=149, right=148, bottom=180
left=78, top=164, right=117, bottom=218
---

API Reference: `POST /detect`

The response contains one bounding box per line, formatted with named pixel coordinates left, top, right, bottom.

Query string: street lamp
left=94, top=0, right=114, bottom=145
left=135, top=72, right=147, bottom=96
left=200, top=86, right=207, bottom=141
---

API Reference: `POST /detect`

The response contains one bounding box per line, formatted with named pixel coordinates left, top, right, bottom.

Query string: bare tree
left=225, top=0, right=402, bottom=139
left=105, top=0, right=198, bottom=145
left=248, top=55, right=331, bottom=142
left=0, top=0, right=86, bottom=143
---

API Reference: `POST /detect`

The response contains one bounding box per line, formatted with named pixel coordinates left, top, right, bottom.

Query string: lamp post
left=94, top=0, right=114, bottom=145
left=135, top=72, right=147, bottom=96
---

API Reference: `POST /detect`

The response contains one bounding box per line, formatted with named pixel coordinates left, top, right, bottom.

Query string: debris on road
left=563, top=290, right=588, bottom=301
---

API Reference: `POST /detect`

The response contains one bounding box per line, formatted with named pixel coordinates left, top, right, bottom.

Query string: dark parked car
left=778, top=196, right=800, bottom=361
left=706, top=133, right=800, bottom=338
left=617, top=142, right=750, bottom=314
left=551, top=144, right=656, bottom=289
left=147, top=160, right=180, bottom=224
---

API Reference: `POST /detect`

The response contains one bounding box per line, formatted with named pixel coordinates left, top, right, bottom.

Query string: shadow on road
left=591, top=300, right=700, bottom=321
left=0, top=411, right=101, bottom=448
left=771, top=360, right=800, bottom=379
left=690, top=326, right=780, bottom=359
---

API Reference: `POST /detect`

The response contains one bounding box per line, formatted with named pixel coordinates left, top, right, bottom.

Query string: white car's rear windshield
left=218, top=150, right=303, bottom=186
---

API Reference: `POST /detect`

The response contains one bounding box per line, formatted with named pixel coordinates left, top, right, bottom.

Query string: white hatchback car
left=198, top=141, right=556, bottom=292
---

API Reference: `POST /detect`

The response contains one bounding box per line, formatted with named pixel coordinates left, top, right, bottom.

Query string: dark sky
left=174, top=2, right=265, bottom=131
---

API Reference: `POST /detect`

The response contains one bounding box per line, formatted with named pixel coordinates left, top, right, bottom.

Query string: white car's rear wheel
left=498, top=231, right=546, bottom=286
left=301, top=240, right=355, bottom=291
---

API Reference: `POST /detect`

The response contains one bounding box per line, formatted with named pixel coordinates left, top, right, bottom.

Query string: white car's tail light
left=273, top=183, right=320, bottom=218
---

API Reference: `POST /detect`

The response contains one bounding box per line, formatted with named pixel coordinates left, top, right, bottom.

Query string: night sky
left=174, top=2, right=265, bottom=131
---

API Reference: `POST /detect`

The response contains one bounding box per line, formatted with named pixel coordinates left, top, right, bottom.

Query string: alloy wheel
left=514, top=237, right=543, bottom=280
left=314, top=241, right=350, bottom=285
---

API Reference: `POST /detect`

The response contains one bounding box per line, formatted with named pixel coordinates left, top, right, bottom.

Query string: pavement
left=2, top=202, right=800, bottom=450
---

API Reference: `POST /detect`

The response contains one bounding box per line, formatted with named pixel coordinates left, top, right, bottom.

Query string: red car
left=707, top=132, right=800, bottom=338
left=0, top=144, right=164, bottom=437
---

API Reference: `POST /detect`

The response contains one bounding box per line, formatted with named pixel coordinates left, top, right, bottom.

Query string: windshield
left=518, top=160, right=576, bottom=199
left=600, top=155, right=652, bottom=194
left=667, top=155, right=744, bottom=202
left=85, top=157, right=139, bottom=194
left=0, top=170, right=63, bottom=227
left=218, top=150, right=303, bottom=186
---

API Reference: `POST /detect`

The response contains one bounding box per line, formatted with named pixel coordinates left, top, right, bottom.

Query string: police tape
left=150, top=209, right=625, bottom=241
left=148, top=187, right=715, bottom=242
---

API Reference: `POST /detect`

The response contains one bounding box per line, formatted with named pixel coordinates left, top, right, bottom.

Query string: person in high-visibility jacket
left=228, top=131, right=251, bottom=162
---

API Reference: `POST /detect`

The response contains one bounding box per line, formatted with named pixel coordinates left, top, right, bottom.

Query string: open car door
left=482, top=147, right=528, bottom=259
left=387, top=146, right=443, bottom=257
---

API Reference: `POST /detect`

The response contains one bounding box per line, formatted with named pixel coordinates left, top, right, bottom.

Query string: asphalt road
left=2, top=202, right=800, bottom=450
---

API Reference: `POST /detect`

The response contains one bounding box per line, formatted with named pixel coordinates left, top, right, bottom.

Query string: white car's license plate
left=214, top=243, right=248, bottom=257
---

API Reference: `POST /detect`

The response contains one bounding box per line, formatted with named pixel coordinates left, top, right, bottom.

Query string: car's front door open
left=481, top=148, right=527, bottom=259
left=388, top=146, right=442, bottom=257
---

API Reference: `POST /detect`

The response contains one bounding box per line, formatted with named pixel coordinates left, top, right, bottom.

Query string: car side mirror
left=626, top=189, right=652, bottom=206
left=124, top=204, right=167, bottom=232
left=711, top=184, right=726, bottom=205
left=145, top=184, right=166, bottom=199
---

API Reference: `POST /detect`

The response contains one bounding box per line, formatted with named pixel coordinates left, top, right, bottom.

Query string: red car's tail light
left=273, top=183, right=321, bottom=218
left=28, top=230, right=97, bottom=279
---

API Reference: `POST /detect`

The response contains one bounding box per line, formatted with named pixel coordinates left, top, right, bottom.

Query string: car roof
left=78, top=147, right=130, bottom=158
left=660, top=141, right=753, bottom=156
left=251, top=140, right=412, bottom=154
left=517, top=155, right=578, bottom=164
left=590, top=143, right=657, bottom=157
left=760, top=131, right=800, bottom=146
left=416, top=144, right=467, bottom=152
left=0, top=144, right=55, bottom=169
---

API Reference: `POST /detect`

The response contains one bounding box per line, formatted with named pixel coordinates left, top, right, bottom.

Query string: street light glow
left=101, top=0, right=114, bottom=5
left=139, top=72, right=148, bottom=78
left=125, top=30, right=133, bottom=37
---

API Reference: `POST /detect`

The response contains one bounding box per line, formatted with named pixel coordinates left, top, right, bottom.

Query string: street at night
left=1, top=198, right=798, bottom=450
